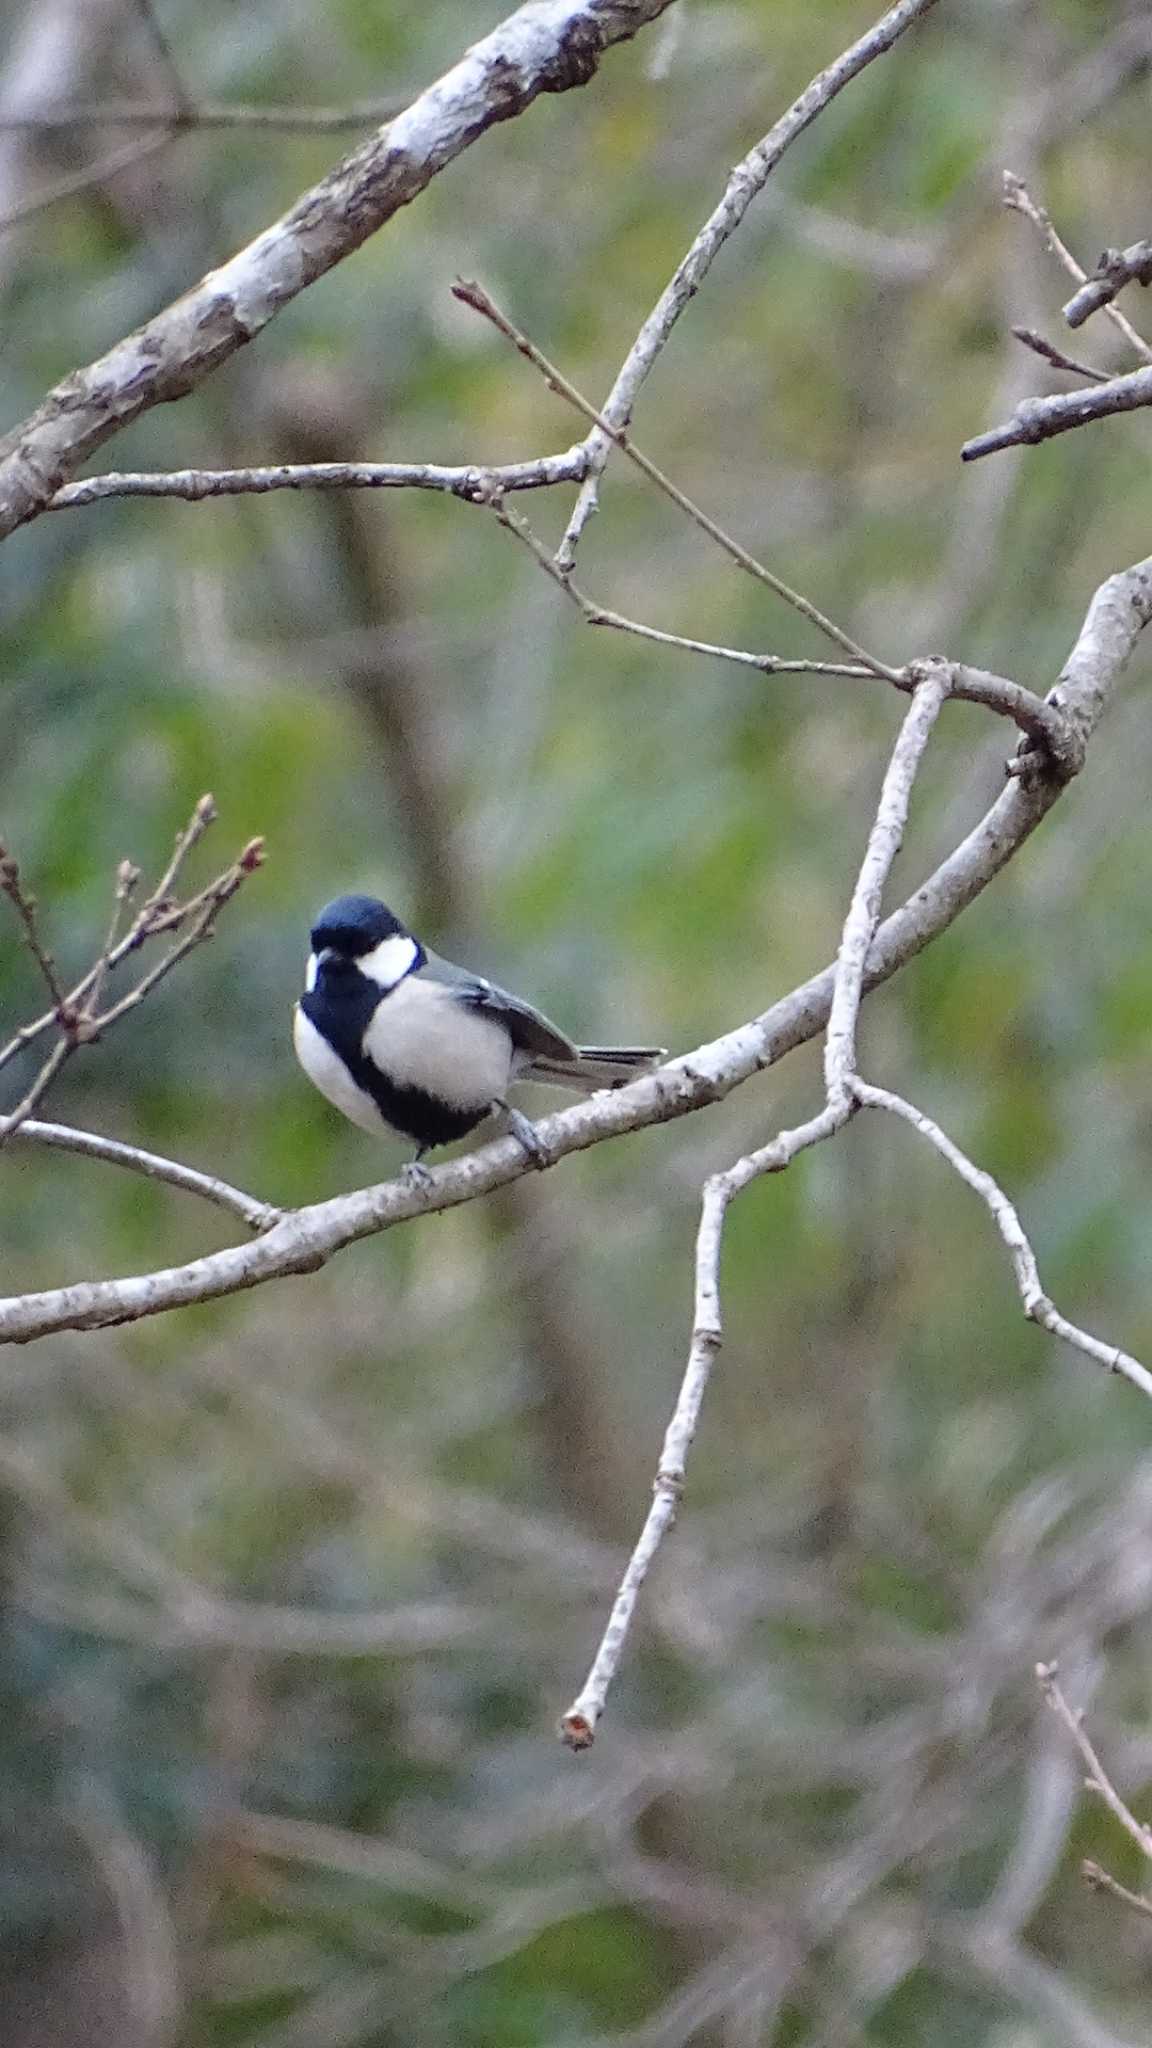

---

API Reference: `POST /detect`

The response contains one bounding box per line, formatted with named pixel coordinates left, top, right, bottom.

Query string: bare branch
left=0, top=842, right=67, bottom=1007
left=494, top=493, right=1081, bottom=762
left=455, top=279, right=901, bottom=679
left=0, top=97, right=409, bottom=133
left=47, top=450, right=588, bottom=512
left=11, top=1119, right=281, bottom=1232
left=961, top=365, right=1152, bottom=464
left=561, top=672, right=950, bottom=1746
left=1038, top=1663, right=1152, bottom=1859
left=1081, top=1861, right=1152, bottom=1923
left=0, top=801, right=263, bottom=1143
left=1064, top=240, right=1152, bottom=330
left=0, top=556, right=1147, bottom=1346
left=0, top=131, right=175, bottom=238
left=0, top=0, right=680, bottom=541
left=559, top=1106, right=840, bottom=1749
left=556, top=0, right=943, bottom=566
left=1011, top=324, right=1109, bottom=384
left=1003, top=172, right=1152, bottom=366
left=852, top=1082, right=1152, bottom=1402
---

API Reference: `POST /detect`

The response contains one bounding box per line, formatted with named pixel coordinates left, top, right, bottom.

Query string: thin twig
left=560, top=673, right=950, bottom=1747
left=1003, top=172, right=1152, bottom=366
left=0, top=844, right=67, bottom=1008
left=47, top=450, right=588, bottom=513
left=0, top=803, right=263, bottom=1143
left=0, top=794, right=219, bottom=1077
left=491, top=495, right=874, bottom=676
left=11, top=1120, right=280, bottom=1232
left=1037, top=1663, right=1152, bottom=1858
left=1011, top=325, right=1108, bottom=384
left=454, top=279, right=901, bottom=681
left=0, top=131, right=175, bottom=238
left=1081, top=1861, right=1152, bottom=1922
left=853, top=1085, right=1152, bottom=1402
left=494, top=493, right=1077, bottom=761
left=0, top=97, right=409, bottom=133
left=556, top=0, right=943, bottom=566
left=128, top=0, right=194, bottom=115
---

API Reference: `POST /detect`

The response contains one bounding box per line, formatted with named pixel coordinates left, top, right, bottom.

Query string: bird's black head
left=306, top=895, right=423, bottom=999
left=309, top=894, right=410, bottom=958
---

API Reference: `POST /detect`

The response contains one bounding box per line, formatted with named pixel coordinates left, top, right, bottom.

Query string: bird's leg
left=401, top=1149, right=434, bottom=1193
left=494, top=1100, right=549, bottom=1171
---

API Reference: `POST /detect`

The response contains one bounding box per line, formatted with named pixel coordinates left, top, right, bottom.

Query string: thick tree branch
left=557, top=0, right=942, bottom=567
left=0, top=0, right=678, bottom=541
left=0, top=557, right=1147, bottom=1347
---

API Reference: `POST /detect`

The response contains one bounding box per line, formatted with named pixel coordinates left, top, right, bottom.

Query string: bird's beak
left=315, top=947, right=337, bottom=967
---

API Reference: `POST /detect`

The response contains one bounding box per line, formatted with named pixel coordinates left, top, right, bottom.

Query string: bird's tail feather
left=526, top=1046, right=666, bottom=1091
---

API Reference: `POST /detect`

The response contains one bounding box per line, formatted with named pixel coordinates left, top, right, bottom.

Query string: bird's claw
left=402, top=1158, right=434, bottom=1193
left=501, top=1104, right=550, bottom=1172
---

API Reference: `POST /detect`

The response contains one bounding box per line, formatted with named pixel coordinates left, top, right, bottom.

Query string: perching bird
left=293, top=894, right=665, bottom=1174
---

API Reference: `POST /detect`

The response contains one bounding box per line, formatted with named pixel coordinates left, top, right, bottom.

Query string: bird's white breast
left=363, top=976, right=513, bottom=1110
left=293, top=1006, right=390, bottom=1137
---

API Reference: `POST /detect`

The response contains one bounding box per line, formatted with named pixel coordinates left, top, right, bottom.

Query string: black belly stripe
left=300, top=980, right=492, bottom=1151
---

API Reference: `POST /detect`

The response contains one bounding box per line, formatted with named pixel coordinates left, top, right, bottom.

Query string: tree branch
left=456, top=278, right=901, bottom=679
left=0, top=97, right=410, bottom=133
left=0, top=0, right=679, bottom=541
left=556, top=0, right=942, bottom=567
left=46, top=451, right=588, bottom=512
left=961, top=365, right=1152, bottom=464
left=10, top=1119, right=281, bottom=1232
left=0, top=556, right=1146, bottom=1347
left=851, top=1082, right=1152, bottom=1402
left=1063, top=239, right=1152, bottom=330
left=560, top=671, right=950, bottom=1747
left=1003, top=172, right=1152, bottom=367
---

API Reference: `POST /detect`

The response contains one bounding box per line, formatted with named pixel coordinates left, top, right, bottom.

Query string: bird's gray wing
left=417, top=952, right=578, bottom=1066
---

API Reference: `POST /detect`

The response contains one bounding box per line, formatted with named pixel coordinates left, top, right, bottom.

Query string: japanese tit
left=293, top=894, right=665, bottom=1170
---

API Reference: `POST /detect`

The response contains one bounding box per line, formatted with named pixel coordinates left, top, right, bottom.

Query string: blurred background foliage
left=3, top=0, right=1152, bottom=2042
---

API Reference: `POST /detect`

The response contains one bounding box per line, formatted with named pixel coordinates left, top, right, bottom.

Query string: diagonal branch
left=10, top=1119, right=280, bottom=1231
left=0, top=557, right=1147, bottom=1346
left=0, top=0, right=679, bottom=541
left=556, top=0, right=942, bottom=567
left=851, top=1082, right=1152, bottom=1402
left=456, top=279, right=900, bottom=679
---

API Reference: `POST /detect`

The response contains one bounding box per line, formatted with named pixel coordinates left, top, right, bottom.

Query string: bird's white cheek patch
left=358, top=934, right=420, bottom=990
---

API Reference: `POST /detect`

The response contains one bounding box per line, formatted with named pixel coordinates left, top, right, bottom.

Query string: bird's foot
left=498, top=1103, right=550, bottom=1172
left=401, top=1157, right=434, bottom=1193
